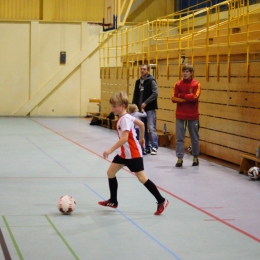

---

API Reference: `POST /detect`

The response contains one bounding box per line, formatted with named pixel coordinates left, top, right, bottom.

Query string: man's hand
left=141, top=103, right=146, bottom=109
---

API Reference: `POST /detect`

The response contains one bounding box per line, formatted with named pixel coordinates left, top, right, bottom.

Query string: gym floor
left=0, top=117, right=259, bottom=260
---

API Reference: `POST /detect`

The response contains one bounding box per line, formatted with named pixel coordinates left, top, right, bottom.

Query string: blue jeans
left=141, top=110, right=158, bottom=149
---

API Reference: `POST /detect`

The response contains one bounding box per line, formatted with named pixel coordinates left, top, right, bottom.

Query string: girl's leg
left=134, top=170, right=148, bottom=184
left=107, top=162, right=124, bottom=178
left=107, top=163, right=124, bottom=204
left=135, top=170, right=165, bottom=204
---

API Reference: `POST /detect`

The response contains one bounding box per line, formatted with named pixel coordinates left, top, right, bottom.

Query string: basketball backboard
left=103, top=0, right=135, bottom=31
left=104, top=0, right=117, bottom=31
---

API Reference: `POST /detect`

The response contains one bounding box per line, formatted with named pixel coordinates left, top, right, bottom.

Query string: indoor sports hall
left=0, top=117, right=260, bottom=260
left=1, top=0, right=260, bottom=259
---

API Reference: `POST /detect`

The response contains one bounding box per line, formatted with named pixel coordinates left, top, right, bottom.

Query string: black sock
left=144, top=179, right=165, bottom=204
left=108, top=177, right=118, bottom=204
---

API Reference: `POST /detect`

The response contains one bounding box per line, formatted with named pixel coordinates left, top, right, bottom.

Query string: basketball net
left=87, top=23, right=103, bottom=35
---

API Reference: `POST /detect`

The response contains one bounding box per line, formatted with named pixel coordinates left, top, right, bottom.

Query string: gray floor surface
left=0, top=117, right=259, bottom=260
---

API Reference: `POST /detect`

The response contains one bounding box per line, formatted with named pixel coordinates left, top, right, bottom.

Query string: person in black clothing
left=132, top=64, right=158, bottom=155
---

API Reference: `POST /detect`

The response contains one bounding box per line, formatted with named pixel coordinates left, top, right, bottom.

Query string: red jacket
left=171, top=78, right=201, bottom=120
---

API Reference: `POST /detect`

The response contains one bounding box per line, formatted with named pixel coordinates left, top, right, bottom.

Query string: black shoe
left=145, top=147, right=151, bottom=154
left=192, top=158, right=199, bottom=166
left=142, top=149, right=147, bottom=155
left=175, top=158, right=183, bottom=167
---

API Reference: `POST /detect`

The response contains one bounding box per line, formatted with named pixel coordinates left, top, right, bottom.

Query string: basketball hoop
left=87, top=22, right=111, bottom=35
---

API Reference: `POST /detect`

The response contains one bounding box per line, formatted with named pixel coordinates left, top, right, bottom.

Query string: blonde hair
left=128, top=104, right=138, bottom=113
left=109, top=91, right=129, bottom=108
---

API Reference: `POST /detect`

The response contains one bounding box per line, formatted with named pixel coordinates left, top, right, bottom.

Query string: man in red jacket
left=171, top=64, right=201, bottom=167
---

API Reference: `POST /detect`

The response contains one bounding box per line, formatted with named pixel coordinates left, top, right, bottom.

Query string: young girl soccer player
left=98, top=91, right=169, bottom=215
left=128, top=104, right=147, bottom=155
left=128, top=103, right=147, bottom=140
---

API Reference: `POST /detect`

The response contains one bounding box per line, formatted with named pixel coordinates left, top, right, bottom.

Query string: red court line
left=204, top=219, right=235, bottom=221
left=31, top=119, right=260, bottom=244
left=32, top=119, right=106, bottom=160
left=199, top=207, right=223, bottom=209
left=31, top=119, right=137, bottom=178
left=155, top=186, right=260, bottom=243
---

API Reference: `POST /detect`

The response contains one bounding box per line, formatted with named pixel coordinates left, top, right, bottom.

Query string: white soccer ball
left=57, top=195, right=76, bottom=214
left=248, top=167, right=260, bottom=180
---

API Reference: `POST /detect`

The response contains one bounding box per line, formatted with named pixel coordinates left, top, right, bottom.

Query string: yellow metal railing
left=99, top=0, right=260, bottom=82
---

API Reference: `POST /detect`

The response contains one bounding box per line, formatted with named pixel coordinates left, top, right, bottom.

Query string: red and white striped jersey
left=116, top=113, right=142, bottom=159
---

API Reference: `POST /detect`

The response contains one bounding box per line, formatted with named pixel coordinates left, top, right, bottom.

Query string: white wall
left=0, top=21, right=101, bottom=117
left=0, top=22, right=30, bottom=115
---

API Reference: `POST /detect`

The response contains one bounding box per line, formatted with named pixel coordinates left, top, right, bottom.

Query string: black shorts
left=112, top=154, right=144, bottom=172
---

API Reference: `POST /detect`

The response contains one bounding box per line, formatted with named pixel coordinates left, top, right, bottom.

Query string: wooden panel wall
left=44, top=0, right=105, bottom=21
left=100, top=67, right=128, bottom=116
left=0, top=0, right=41, bottom=20
left=0, top=0, right=173, bottom=22
left=196, top=63, right=260, bottom=164
left=0, top=0, right=105, bottom=21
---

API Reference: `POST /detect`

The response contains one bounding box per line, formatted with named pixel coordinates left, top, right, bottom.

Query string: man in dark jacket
left=132, top=64, right=158, bottom=155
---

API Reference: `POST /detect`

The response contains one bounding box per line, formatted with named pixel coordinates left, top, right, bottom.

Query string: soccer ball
left=57, top=195, right=76, bottom=214
left=248, top=167, right=260, bottom=180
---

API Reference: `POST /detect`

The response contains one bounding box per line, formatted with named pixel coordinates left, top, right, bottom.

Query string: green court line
left=2, top=216, right=24, bottom=260
left=45, top=215, right=80, bottom=260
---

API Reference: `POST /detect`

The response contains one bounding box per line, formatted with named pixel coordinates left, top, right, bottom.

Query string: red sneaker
left=154, top=199, right=169, bottom=215
left=98, top=200, right=118, bottom=208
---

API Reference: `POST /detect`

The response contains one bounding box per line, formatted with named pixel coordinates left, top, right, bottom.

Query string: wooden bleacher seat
left=86, top=98, right=101, bottom=117
left=96, top=113, right=118, bottom=129
left=239, top=153, right=260, bottom=174
left=97, top=113, right=109, bottom=127
left=157, top=131, right=172, bottom=147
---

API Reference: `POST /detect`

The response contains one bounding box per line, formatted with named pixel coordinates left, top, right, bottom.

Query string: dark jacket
left=132, top=74, right=158, bottom=111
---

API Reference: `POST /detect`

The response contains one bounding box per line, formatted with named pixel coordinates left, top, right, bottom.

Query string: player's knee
left=106, top=171, right=112, bottom=178
left=107, top=170, right=115, bottom=178
left=135, top=171, right=147, bottom=184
